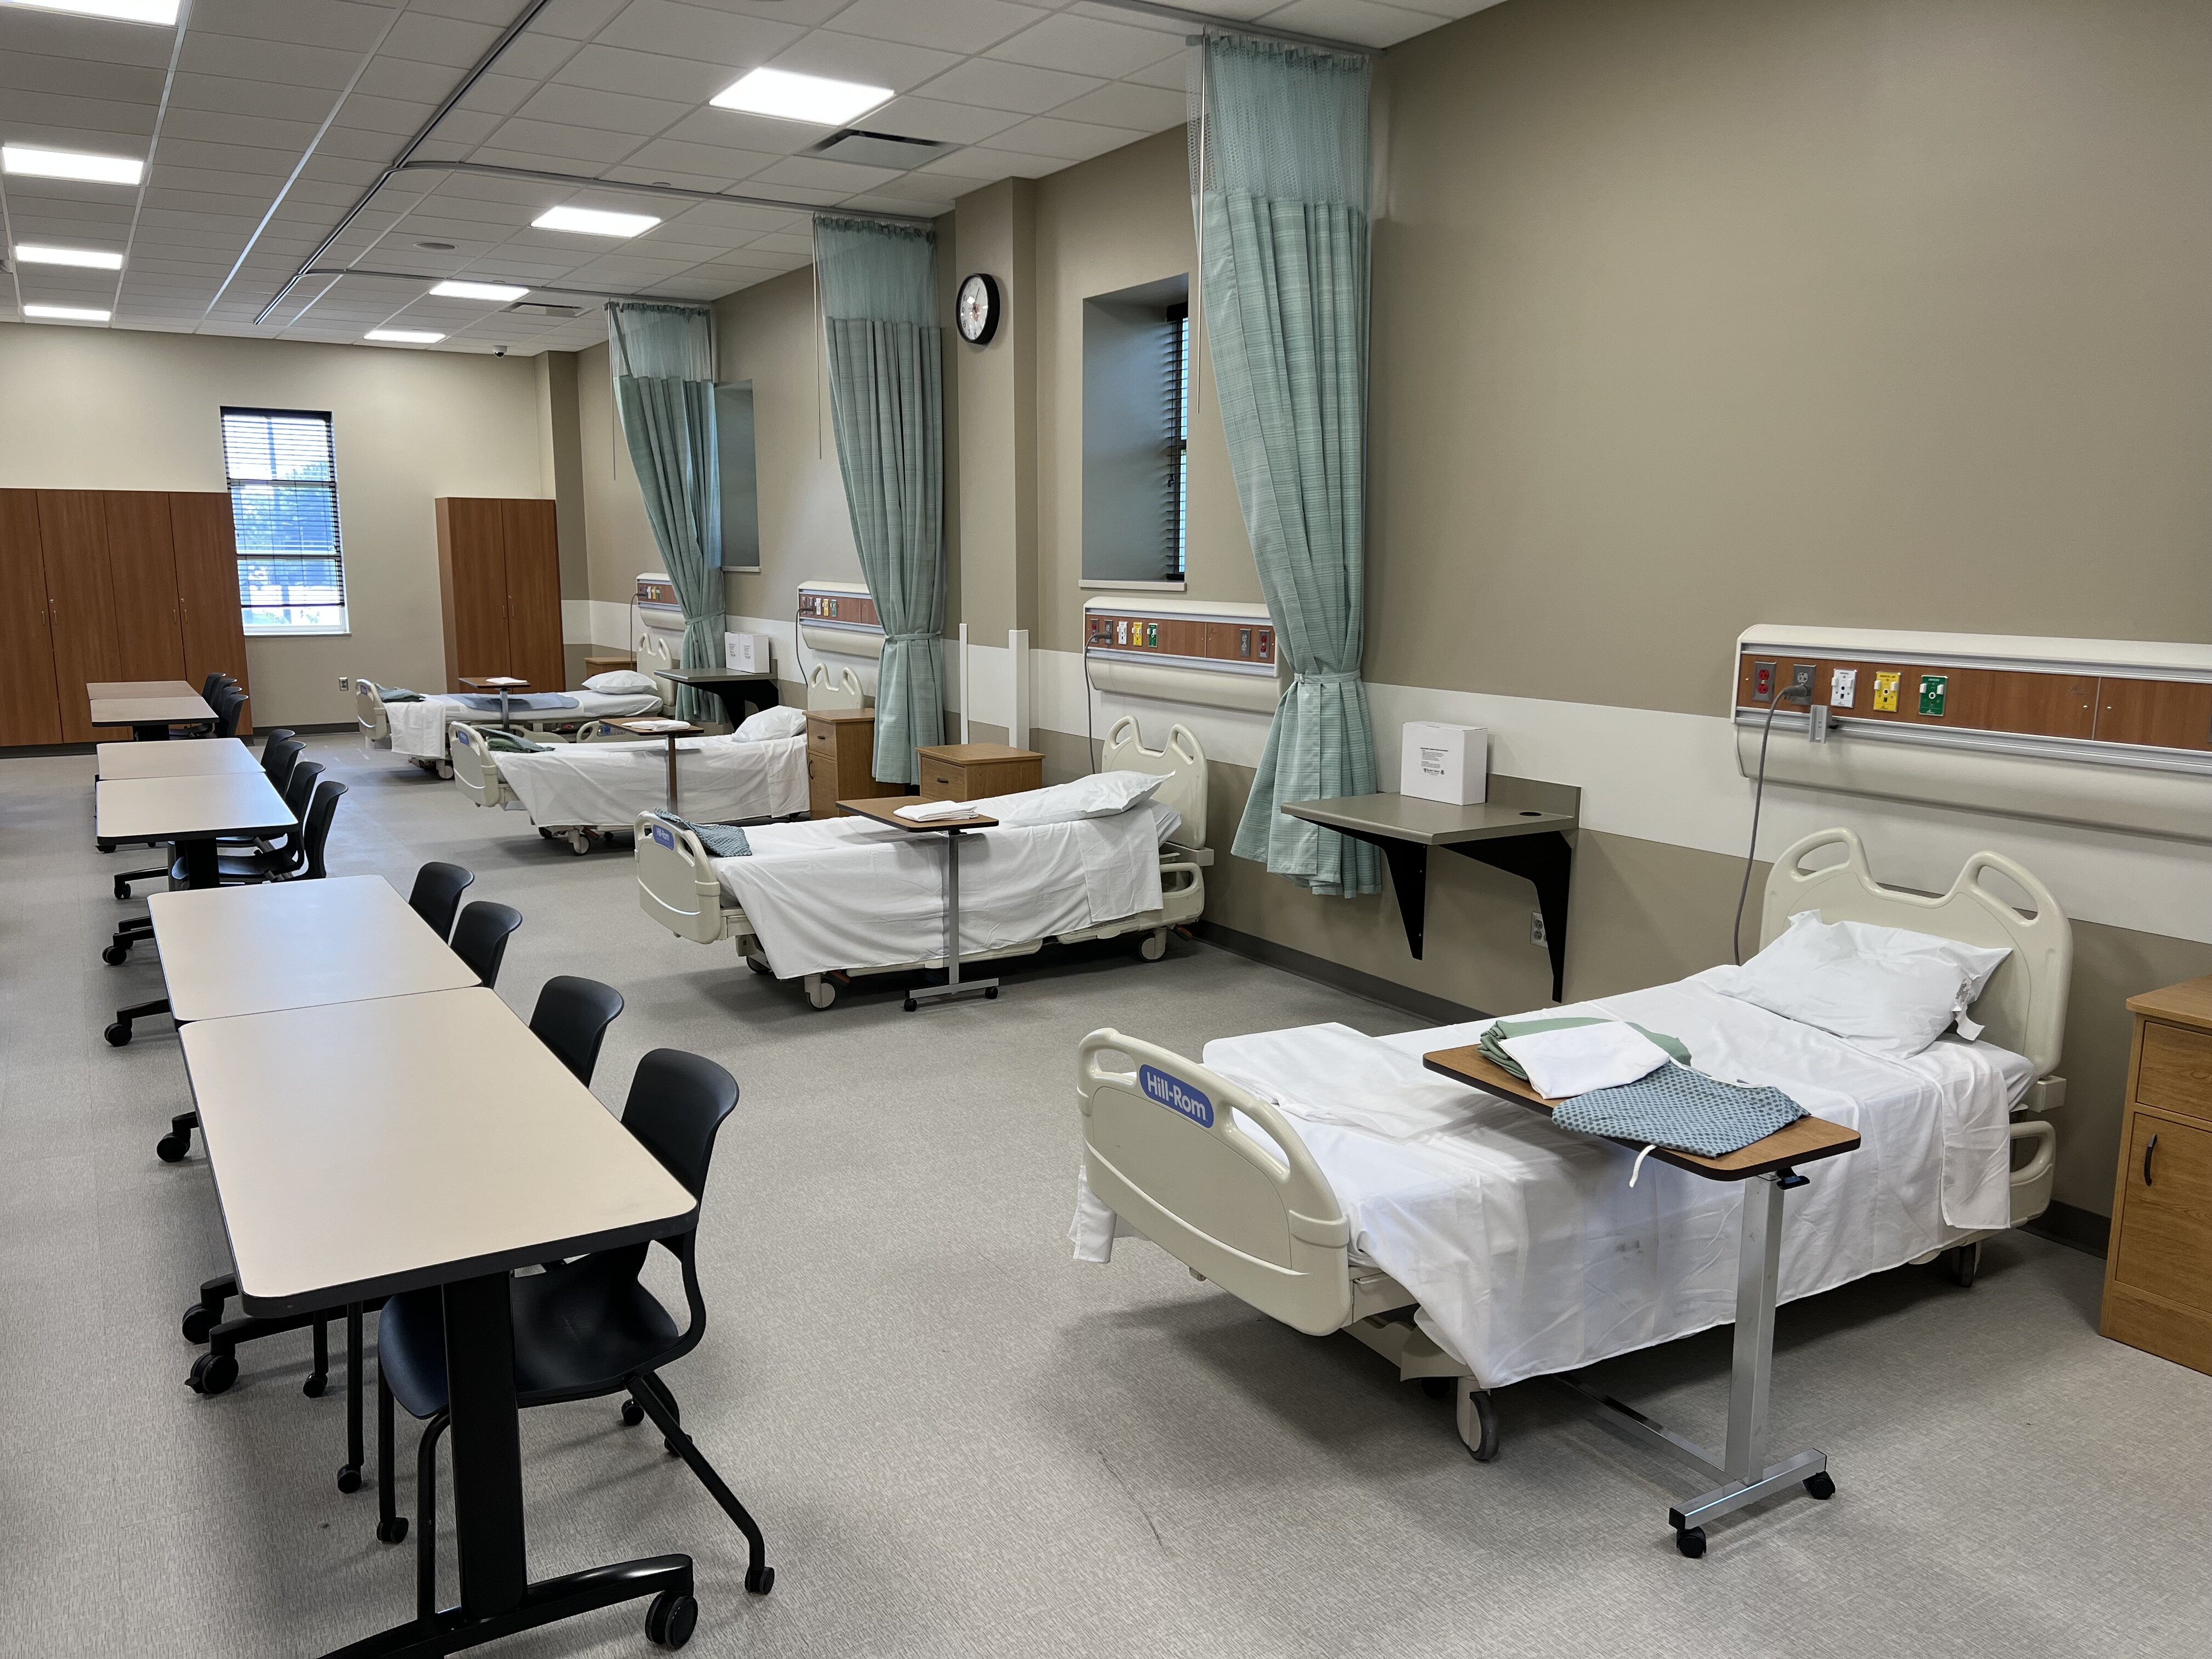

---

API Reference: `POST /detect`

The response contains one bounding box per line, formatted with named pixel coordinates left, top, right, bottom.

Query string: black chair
left=408, top=861, right=475, bottom=943
left=529, top=976, right=625, bottom=1085
left=451, top=901, right=522, bottom=988
left=104, top=762, right=324, bottom=963
left=375, top=1049, right=773, bottom=1629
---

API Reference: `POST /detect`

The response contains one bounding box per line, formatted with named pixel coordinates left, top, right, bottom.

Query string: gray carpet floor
left=3, top=733, right=2206, bottom=1658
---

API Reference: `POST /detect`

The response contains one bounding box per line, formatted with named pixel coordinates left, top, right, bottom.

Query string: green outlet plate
left=1919, top=674, right=1948, bottom=717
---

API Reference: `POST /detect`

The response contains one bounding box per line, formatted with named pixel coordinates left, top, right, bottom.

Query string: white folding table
left=89, top=679, right=216, bottom=740
left=94, top=772, right=294, bottom=889
left=95, top=736, right=261, bottom=780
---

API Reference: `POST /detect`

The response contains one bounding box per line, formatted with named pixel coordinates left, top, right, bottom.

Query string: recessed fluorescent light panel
left=14, top=243, right=124, bottom=269
left=365, top=329, right=444, bottom=344
left=531, top=205, right=659, bottom=238
left=710, top=67, right=892, bottom=126
left=1, top=144, right=144, bottom=185
left=0, top=1, right=180, bottom=22
left=430, top=280, right=529, bottom=302
left=24, top=304, right=111, bottom=322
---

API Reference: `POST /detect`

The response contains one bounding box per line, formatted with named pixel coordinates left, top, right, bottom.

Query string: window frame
left=1166, top=300, right=1189, bottom=583
left=221, top=405, right=349, bottom=638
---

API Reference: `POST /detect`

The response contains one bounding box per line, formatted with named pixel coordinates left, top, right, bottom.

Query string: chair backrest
left=259, top=727, right=296, bottom=753
left=282, top=759, right=325, bottom=821
left=452, top=900, right=523, bottom=988
left=620, top=1049, right=738, bottom=1201
left=296, top=779, right=346, bottom=880
left=408, top=861, right=475, bottom=941
left=529, top=975, right=626, bottom=1085
left=201, top=672, right=228, bottom=700
left=212, top=687, right=246, bottom=739
left=262, top=736, right=304, bottom=791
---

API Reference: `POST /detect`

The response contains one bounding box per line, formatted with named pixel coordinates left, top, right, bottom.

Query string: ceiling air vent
left=507, top=301, right=584, bottom=318
left=805, top=128, right=952, bottom=171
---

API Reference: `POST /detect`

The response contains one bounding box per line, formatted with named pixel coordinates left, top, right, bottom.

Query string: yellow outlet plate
left=1873, top=670, right=1901, bottom=713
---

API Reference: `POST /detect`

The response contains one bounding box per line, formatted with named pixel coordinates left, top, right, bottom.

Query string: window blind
left=222, top=408, right=346, bottom=631
left=1164, top=303, right=1189, bottom=580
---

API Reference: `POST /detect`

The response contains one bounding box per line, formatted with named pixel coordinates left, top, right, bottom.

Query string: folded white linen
left=894, top=797, right=981, bottom=822
left=1496, top=1021, right=1672, bottom=1098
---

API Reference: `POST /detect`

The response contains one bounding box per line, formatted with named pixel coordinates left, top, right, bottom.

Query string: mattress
left=1082, top=977, right=2033, bottom=1390
left=386, top=690, right=663, bottom=760
left=707, top=801, right=1180, bottom=978
left=497, top=733, right=806, bottom=828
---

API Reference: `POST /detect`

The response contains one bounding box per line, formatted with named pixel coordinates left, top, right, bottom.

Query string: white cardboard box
left=1400, top=721, right=1488, bottom=805
left=723, top=631, right=772, bottom=675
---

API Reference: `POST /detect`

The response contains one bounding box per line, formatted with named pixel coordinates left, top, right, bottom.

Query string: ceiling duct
left=805, top=129, right=952, bottom=171
left=508, top=300, right=585, bottom=317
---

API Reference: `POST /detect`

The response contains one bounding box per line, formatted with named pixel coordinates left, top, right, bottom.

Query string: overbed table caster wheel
left=1674, top=1526, right=1707, bottom=1559
left=155, top=1128, right=190, bottom=1161
left=336, top=1464, right=362, bottom=1494
left=187, top=1352, right=237, bottom=1396
left=376, top=1516, right=408, bottom=1545
left=106, top=1020, right=132, bottom=1046
left=645, top=1589, right=697, bottom=1650
left=1803, top=1471, right=1836, bottom=1500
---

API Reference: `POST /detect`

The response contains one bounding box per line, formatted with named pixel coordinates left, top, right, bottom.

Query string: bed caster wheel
left=187, top=1352, right=237, bottom=1396
left=106, top=1020, right=132, bottom=1046
left=1420, top=1376, right=1451, bottom=1400
left=746, top=1564, right=775, bottom=1596
left=744, top=955, right=772, bottom=975
left=1140, top=928, right=1167, bottom=961
left=1803, top=1471, right=1836, bottom=1500
left=622, top=1400, right=646, bottom=1427
left=181, top=1302, right=215, bottom=1344
left=565, top=830, right=591, bottom=855
left=645, top=1589, right=697, bottom=1650
left=806, top=978, right=837, bottom=1010
left=1674, top=1526, right=1707, bottom=1559
left=155, top=1130, right=189, bottom=1161
left=1948, top=1242, right=1980, bottom=1288
left=538, top=826, right=553, bottom=838
left=102, top=945, right=129, bottom=967
left=377, top=1517, right=409, bottom=1545
left=1455, top=1383, right=1500, bottom=1463
left=302, top=1372, right=327, bottom=1399
left=435, top=760, right=453, bottom=780
left=902, top=997, right=917, bottom=1012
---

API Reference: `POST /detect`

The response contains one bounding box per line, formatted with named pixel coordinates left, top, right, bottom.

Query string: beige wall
left=0, top=321, right=549, bottom=726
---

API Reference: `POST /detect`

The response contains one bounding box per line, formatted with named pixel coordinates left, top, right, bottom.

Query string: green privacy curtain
left=608, top=300, right=721, bottom=725
left=814, top=215, right=945, bottom=784
left=1192, top=35, right=1381, bottom=898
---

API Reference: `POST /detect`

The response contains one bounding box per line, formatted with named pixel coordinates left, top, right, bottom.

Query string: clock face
left=956, top=272, right=999, bottom=344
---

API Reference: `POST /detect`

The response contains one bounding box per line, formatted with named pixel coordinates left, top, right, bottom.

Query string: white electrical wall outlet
left=338, top=675, right=350, bottom=690
left=1530, top=910, right=1547, bottom=947
left=1829, top=667, right=1857, bottom=708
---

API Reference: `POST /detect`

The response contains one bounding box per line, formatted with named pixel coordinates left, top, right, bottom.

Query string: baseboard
left=1192, top=920, right=1488, bottom=1029
left=2023, top=1198, right=2109, bottom=1258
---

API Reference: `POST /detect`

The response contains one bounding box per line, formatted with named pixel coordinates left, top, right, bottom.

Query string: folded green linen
left=1477, top=1015, right=1690, bottom=1081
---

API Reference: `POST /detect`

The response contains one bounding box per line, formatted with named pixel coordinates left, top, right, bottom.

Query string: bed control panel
left=798, top=580, right=885, bottom=668
left=1086, top=610, right=1272, bottom=667
left=799, top=585, right=881, bottom=631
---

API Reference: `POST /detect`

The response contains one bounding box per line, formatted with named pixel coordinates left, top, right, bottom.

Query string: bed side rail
left=1077, top=1029, right=1352, bottom=1335
left=449, top=724, right=503, bottom=808
left=355, top=678, right=390, bottom=748
left=635, top=811, right=730, bottom=944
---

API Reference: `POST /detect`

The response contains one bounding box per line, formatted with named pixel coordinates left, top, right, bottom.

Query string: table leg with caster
left=157, top=1109, right=199, bottom=1161
left=338, top=1304, right=365, bottom=1492
left=906, top=828, right=997, bottom=1011
left=109, top=997, right=171, bottom=1047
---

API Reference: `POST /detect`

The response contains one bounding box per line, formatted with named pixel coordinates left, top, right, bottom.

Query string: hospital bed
left=450, top=713, right=809, bottom=854
left=635, top=716, right=1211, bottom=1010
left=354, top=677, right=664, bottom=775
left=1071, top=828, right=2068, bottom=1548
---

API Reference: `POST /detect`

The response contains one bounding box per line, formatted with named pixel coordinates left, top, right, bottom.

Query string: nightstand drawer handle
left=2143, top=1132, right=2158, bottom=1186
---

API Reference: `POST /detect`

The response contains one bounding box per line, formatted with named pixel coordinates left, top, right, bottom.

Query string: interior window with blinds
left=1166, top=301, right=1189, bottom=580
left=1080, top=274, right=1192, bottom=588
left=222, top=408, right=347, bottom=634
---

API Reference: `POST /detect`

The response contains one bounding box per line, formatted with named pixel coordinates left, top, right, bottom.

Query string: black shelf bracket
left=1331, top=825, right=1575, bottom=1003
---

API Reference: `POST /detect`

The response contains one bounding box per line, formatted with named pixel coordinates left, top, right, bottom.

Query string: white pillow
left=583, top=669, right=658, bottom=695
left=1703, top=910, right=2011, bottom=1059
left=734, top=704, right=808, bottom=742
left=964, top=770, right=1164, bottom=828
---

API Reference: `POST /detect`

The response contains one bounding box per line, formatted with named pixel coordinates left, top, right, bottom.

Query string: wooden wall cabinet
left=0, top=487, right=250, bottom=746
left=435, top=497, right=564, bottom=693
left=2101, top=976, right=2212, bottom=1375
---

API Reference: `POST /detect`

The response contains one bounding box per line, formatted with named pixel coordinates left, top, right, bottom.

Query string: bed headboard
left=806, top=663, right=865, bottom=710
left=1101, top=715, right=1208, bottom=849
left=1760, top=828, right=2072, bottom=1077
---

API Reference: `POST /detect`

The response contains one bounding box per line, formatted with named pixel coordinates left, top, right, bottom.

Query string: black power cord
left=1730, top=670, right=1809, bottom=964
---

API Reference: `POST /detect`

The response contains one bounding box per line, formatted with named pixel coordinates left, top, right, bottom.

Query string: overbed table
left=653, top=668, right=779, bottom=730
left=96, top=736, right=260, bottom=780
left=182, top=988, right=703, bottom=1658
left=458, top=675, right=528, bottom=731
left=1423, top=1042, right=1860, bottom=1555
left=89, top=679, right=217, bottom=740
left=608, top=718, right=707, bottom=814
left=837, top=796, right=1001, bottom=1011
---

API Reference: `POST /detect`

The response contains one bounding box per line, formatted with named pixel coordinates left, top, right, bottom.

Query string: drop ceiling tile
left=482, top=118, right=647, bottom=163
left=1119, top=52, right=1192, bottom=92
left=987, top=13, right=1181, bottom=78
left=154, top=138, right=306, bottom=177
left=751, top=154, right=900, bottom=195
left=332, top=93, right=444, bottom=137
left=738, top=230, right=814, bottom=256
left=655, top=106, right=821, bottom=157
left=422, top=170, right=558, bottom=206
left=405, top=0, right=535, bottom=24
left=765, top=31, right=963, bottom=97
left=355, top=54, right=469, bottom=104
left=910, top=57, right=1104, bottom=116
left=595, top=164, right=738, bottom=194
left=191, top=0, right=396, bottom=53
left=0, top=10, right=176, bottom=70
left=856, top=172, right=972, bottom=207
left=166, top=72, right=342, bottom=123
left=145, top=163, right=285, bottom=198
left=594, top=1, right=806, bottom=70
left=381, top=10, right=505, bottom=70
left=530, top=0, right=634, bottom=41
left=660, top=199, right=805, bottom=236
left=615, top=137, right=781, bottom=183
left=836, top=190, right=955, bottom=219
left=0, top=50, right=165, bottom=104
left=952, top=144, right=1075, bottom=180
left=176, top=33, right=369, bottom=93
left=300, top=154, right=387, bottom=186
left=512, top=82, right=695, bottom=138
left=820, top=0, right=1044, bottom=57
left=487, top=33, right=589, bottom=84
left=551, top=44, right=740, bottom=107
left=316, top=125, right=405, bottom=162
left=1254, top=0, right=1447, bottom=48
left=1065, top=0, right=1203, bottom=29
left=1048, top=79, right=1185, bottom=132
left=155, top=108, right=321, bottom=151
left=865, top=95, right=1025, bottom=146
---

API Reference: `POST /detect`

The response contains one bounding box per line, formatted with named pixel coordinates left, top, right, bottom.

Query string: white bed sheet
left=498, top=733, right=806, bottom=827
left=708, top=802, right=1175, bottom=978
left=386, top=691, right=663, bottom=760
left=1075, top=979, right=2032, bottom=1390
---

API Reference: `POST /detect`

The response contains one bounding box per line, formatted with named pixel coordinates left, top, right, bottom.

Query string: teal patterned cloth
left=1196, top=36, right=1380, bottom=896
left=377, top=687, right=425, bottom=702
left=610, top=301, right=723, bottom=726
left=1553, top=1068, right=1806, bottom=1159
left=815, top=216, right=946, bottom=787
left=666, top=817, right=752, bottom=858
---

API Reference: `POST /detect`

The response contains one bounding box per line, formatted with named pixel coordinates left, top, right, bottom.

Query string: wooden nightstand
left=916, top=743, right=1043, bottom=802
left=807, top=709, right=903, bottom=820
left=2101, top=974, right=2212, bottom=1375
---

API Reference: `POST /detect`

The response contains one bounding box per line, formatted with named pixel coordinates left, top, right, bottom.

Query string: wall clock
left=956, top=272, right=1000, bottom=345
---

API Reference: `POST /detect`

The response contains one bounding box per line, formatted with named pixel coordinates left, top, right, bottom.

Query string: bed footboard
left=635, top=812, right=737, bottom=945
left=449, top=724, right=505, bottom=808
left=1077, top=1029, right=1352, bottom=1336
left=355, top=678, right=391, bottom=752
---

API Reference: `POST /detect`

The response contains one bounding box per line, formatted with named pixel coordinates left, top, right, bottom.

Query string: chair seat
left=171, top=851, right=294, bottom=884
left=379, top=1251, right=681, bottom=1420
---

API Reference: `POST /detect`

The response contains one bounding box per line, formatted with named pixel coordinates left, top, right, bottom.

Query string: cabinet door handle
left=2143, top=1132, right=2159, bottom=1186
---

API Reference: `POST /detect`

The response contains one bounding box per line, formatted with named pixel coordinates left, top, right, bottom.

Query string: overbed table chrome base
left=1556, top=1170, right=1832, bottom=1556
left=907, top=826, right=998, bottom=1010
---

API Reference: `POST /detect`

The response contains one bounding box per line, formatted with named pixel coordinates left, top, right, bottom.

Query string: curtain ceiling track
left=300, top=266, right=708, bottom=308
left=1083, top=0, right=1383, bottom=58
left=393, top=160, right=938, bottom=227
